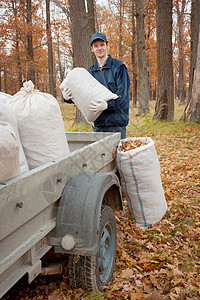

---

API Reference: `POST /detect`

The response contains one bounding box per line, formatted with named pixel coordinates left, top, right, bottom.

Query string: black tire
left=68, top=205, right=117, bottom=291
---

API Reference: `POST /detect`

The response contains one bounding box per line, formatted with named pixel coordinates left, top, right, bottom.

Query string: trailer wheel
left=68, top=205, right=117, bottom=291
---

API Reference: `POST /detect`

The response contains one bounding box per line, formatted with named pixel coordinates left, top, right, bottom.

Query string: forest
left=1, top=1, right=200, bottom=299
left=0, top=0, right=200, bottom=123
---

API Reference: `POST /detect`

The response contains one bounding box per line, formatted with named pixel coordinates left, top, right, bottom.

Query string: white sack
left=0, top=92, right=13, bottom=104
left=0, top=102, right=29, bottom=174
left=0, top=121, right=20, bottom=183
left=60, top=67, right=118, bottom=123
left=116, top=137, right=167, bottom=228
left=9, top=81, right=70, bottom=170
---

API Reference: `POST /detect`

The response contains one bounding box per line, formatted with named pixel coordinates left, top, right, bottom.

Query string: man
left=62, top=32, right=130, bottom=139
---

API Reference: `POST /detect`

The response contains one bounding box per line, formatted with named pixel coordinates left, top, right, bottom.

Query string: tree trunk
left=26, top=0, right=35, bottom=84
left=0, top=67, right=1, bottom=92
left=131, top=0, right=137, bottom=106
left=119, top=0, right=123, bottom=60
left=135, top=0, right=150, bottom=115
left=184, top=26, right=200, bottom=123
left=15, top=36, right=23, bottom=90
left=52, top=0, right=69, bottom=16
left=175, top=0, right=186, bottom=105
left=87, top=0, right=96, bottom=38
left=46, top=0, right=56, bottom=97
left=4, top=68, right=8, bottom=94
left=56, top=34, right=64, bottom=83
left=153, top=0, right=174, bottom=121
left=87, top=0, right=96, bottom=63
left=12, top=0, right=23, bottom=90
left=68, top=0, right=95, bottom=123
left=188, top=0, right=200, bottom=103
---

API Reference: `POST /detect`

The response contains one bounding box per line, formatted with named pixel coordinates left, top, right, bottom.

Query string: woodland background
left=1, top=1, right=200, bottom=299
left=0, top=0, right=200, bottom=123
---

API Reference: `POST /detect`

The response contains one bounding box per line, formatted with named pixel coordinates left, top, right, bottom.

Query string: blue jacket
left=87, top=55, right=130, bottom=127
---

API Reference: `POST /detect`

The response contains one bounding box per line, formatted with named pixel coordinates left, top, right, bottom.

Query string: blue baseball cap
left=90, top=32, right=108, bottom=45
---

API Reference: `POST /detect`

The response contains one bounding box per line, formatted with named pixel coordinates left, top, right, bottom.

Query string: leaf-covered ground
left=3, top=101, right=200, bottom=300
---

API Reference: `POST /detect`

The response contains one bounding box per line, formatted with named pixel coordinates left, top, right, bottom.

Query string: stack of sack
left=8, top=80, right=70, bottom=170
left=0, top=113, right=20, bottom=183
left=0, top=81, right=70, bottom=183
left=0, top=101, right=29, bottom=182
left=60, top=67, right=118, bottom=123
left=0, top=92, right=29, bottom=183
left=0, top=91, right=13, bottom=104
left=116, top=137, right=167, bottom=229
left=0, top=122, right=20, bottom=183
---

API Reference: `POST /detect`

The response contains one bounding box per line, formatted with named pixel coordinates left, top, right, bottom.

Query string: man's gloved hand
left=89, top=99, right=108, bottom=115
left=62, top=87, right=73, bottom=101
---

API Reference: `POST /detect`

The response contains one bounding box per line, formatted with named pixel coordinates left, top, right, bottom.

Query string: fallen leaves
left=118, top=139, right=148, bottom=152
left=2, top=124, right=200, bottom=300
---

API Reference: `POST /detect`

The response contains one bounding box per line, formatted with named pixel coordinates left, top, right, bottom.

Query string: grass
left=60, top=99, right=200, bottom=136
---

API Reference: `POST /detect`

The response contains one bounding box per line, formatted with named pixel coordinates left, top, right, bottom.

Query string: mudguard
left=52, top=172, right=123, bottom=256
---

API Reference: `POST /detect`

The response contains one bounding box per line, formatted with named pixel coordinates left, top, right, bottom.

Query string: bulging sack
left=116, top=137, right=167, bottom=228
left=60, top=67, right=118, bottom=123
left=0, top=121, right=20, bottom=183
left=0, top=92, right=13, bottom=104
left=0, top=102, right=29, bottom=174
left=9, top=81, right=70, bottom=170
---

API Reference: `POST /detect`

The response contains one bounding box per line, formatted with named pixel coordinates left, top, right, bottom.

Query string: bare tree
left=51, top=0, right=71, bottom=82
left=131, top=0, right=137, bottom=106
left=175, top=0, right=186, bottom=105
left=26, top=0, right=35, bottom=84
left=4, top=68, right=8, bottom=93
left=56, top=34, right=64, bottom=83
left=135, top=0, right=150, bottom=115
left=52, top=0, right=69, bottom=16
left=11, top=0, right=23, bottom=89
left=118, top=0, right=124, bottom=59
left=187, top=0, right=200, bottom=102
left=184, top=25, right=200, bottom=123
left=153, top=0, right=174, bottom=121
left=46, top=0, right=56, bottom=97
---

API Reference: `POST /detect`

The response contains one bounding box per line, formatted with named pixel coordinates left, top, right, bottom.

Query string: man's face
left=91, top=40, right=108, bottom=59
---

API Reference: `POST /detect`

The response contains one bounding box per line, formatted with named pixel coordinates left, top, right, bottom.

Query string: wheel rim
left=98, top=222, right=114, bottom=283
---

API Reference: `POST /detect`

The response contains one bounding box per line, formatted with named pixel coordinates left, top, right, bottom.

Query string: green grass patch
left=65, top=121, right=93, bottom=132
left=127, top=115, right=199, bottom=138
left=60, top=100, right=199, bottom=139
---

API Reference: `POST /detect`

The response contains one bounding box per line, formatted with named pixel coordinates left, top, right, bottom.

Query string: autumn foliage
left=0, top=0, right=199, bottom=298
left=3, top=101, right=200, bottom=300
left=0, top=0, right=193, bottom=101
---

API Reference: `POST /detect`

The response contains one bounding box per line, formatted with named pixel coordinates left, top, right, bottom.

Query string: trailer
left=0, top=132, right=123, bottom=298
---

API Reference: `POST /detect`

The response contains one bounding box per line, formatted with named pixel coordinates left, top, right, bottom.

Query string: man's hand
left=89, top=99, right=108, bottom=114
left=62, top=87, right=73, bottom=101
